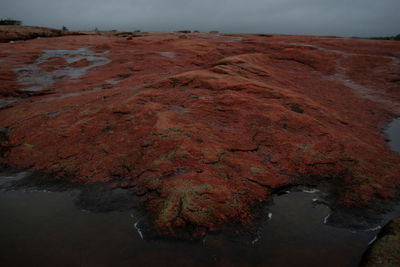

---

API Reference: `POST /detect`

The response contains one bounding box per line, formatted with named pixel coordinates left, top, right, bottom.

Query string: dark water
left=2, top=172, right=399, bottom=267
left=386, top=118, right=400, bottom=154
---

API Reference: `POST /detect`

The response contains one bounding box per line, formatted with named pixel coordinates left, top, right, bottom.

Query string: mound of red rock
left=0, top=32, right=399, bottom=235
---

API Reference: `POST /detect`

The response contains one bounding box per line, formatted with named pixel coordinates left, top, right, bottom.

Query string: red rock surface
left=0, top=33, right=399, bottom=235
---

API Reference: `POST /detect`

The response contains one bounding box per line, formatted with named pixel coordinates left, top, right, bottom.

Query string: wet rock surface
left=13, top=47, right=110, bottom=92
left=385, top=118, right=400, bottom=153
left=361, top=217, right=400, bottom=266
left=0, top=32, right=399, bottom=236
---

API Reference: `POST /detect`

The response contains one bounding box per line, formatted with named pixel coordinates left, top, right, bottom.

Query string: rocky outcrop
left=0, top=25, right=83, bottom=43
left=361, top=217, right=400, bottom=266
left=0, top=32, right=399, bottom=235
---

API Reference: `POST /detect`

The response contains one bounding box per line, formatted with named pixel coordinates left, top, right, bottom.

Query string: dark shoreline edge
left=1, top=166, right=399, bottom=243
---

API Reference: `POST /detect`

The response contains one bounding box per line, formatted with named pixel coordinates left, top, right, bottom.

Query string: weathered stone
left=0, top=32, right=399, bottom=236
left=361, top=217, right=400, bottom=266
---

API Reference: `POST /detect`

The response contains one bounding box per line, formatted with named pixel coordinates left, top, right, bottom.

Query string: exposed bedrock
left=0, top=32, right=399, bottom=236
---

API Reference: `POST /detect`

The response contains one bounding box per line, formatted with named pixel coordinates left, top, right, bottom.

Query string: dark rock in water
left=361, top=216, right=400, bottom=266
left=74, top=184, right=142, bottom=212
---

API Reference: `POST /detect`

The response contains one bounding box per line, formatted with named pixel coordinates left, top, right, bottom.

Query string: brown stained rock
left=0, top=33, right=399, bottom=236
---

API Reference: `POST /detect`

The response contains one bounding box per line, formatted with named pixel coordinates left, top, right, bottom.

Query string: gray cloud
left=0, top=0, right=399, bottom=37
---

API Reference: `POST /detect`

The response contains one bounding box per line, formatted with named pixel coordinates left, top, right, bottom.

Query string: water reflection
left=1, top=171, right=391, bottom=267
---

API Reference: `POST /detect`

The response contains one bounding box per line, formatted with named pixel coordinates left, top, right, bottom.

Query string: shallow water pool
left=2, top=171, right=398, bottom=266
left=385, top=117, right=400, bottom=154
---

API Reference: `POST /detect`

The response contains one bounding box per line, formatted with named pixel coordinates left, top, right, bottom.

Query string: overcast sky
left=0, top=0, right=399, bottom=37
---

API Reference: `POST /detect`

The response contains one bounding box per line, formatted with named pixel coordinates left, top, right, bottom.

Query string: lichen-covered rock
left=0, top=32, right=399, bottom=235
left=361, top=217, right=400, bottom=266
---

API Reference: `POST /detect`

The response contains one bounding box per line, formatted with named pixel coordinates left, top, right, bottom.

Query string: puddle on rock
left=13, top=47, right=111, bottom=92
left=385, top=117, right=400, bottom=153
left=0, top=98, right=17, bottom=109
left=158, top=52, right=176, bottom=58
left=1, top=171, right=399, bottom=267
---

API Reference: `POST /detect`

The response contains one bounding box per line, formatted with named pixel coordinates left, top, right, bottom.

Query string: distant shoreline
left=1, top=25, right=399, bottom=43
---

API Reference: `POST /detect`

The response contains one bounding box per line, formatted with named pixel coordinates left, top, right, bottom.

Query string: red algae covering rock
left=0, top=33, right=399, bottom=235
left=68, top=59, right=91, bottom=68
